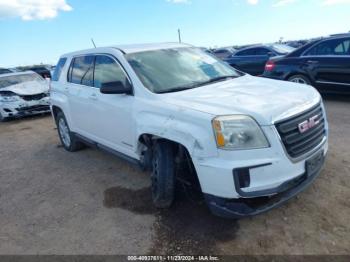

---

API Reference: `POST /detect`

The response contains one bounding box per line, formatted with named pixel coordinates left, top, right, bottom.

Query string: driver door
left=89, top=55, right=136, bottom=157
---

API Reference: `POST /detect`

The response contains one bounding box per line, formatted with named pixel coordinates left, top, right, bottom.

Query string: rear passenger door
left=253, top=48, right=273, bottom=75
left=303, top=38, right=350, bottom=93
left=66, top=55, right=96, bottom=136
left=231, top=48, right=269, bottom=76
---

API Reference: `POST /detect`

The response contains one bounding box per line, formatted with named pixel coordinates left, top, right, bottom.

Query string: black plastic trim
left=74, top=133, right=141, bottom=168
left=233, top=163, right=276, bottom=198
left=206, top=152, right=326, bottom=219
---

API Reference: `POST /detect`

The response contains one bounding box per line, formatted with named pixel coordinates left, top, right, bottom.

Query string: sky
left=0, top=0, right=349, bottom=67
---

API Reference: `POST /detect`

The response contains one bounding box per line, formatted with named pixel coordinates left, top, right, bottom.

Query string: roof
left=114, top=42, right=192, bottom=53
left=62, top=42, right=193, bottom=57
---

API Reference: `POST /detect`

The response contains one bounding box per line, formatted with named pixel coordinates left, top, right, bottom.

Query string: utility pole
left=178, top=29, right=182, bottom=43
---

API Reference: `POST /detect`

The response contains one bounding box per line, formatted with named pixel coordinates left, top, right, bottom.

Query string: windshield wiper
left=157, top=85, right=198, bottom=94
left=156, top=75, right=238, bottom=94
left=197, top=75, right=238, bottom=86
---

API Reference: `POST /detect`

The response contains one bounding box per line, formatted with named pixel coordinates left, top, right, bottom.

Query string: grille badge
left=298, top=115, right=320, bottom=134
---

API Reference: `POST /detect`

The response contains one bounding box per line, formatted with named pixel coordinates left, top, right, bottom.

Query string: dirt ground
left=0, top=95, right=349, bottom=255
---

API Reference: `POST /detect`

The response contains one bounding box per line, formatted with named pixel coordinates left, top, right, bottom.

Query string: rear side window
left=236, top=48, right=256, bottom=56
left=306, top=38, right=350, bottom=56
left=52, top=58, right=67, bottom=81
left=255, top=48, right=270, bottom=55
left=94, top=55, right=129, bottom=88
left=0, top=69, right=12, bottom=75
left=68, top=56, right=94, bottom=86
left=335, top=39, right=350, bottom=55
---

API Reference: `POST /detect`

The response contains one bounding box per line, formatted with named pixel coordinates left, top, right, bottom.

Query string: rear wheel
left=151, top=141, right=176, bottom=208
left=56, top=112, right=84, bottom=152
left=288, top=74, right=311, bottom=85
left=0, top=112, right=7, bottom=122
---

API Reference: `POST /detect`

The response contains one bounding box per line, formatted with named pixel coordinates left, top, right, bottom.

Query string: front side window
left=0, top=73, right=44, bottom=89
left=126, top=47, right=241, bottom=94
left=306, top=38, right=350, bottom=56
left=94, top=55, right=129, bottom=89
left=69, top=56, right=94, bottom=86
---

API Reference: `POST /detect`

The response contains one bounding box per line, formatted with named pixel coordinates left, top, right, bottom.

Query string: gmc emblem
left=298, top=115, right=320, bottom=134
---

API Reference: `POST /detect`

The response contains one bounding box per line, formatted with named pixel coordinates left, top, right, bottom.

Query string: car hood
left=1, top=81, right=49, bottom=95
left=160, top=75, right=321, bottom=125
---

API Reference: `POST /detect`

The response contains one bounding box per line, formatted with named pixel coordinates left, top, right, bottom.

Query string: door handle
left=306, top=60, right=319, bottom=65
left=89, top=94, right=98, bottom=100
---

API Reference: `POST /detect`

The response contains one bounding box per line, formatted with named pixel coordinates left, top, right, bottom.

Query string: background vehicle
left=51, top=43, right=328, bottom=218
left=224, top=44, right=295, bottom=76
left=0, top=71, right=50, bottom=121
left=283, top=40, right=309, bottom=49
left=263, top=35, right=350, bottom=94
left=22, top=66, right=52, bottom=79
left=0, top=68, right=12, bottom=75
left=212, top=47, right=236, bottom=59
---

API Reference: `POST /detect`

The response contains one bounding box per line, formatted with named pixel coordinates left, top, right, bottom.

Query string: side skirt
left=74, top=133, right=142, bottom=169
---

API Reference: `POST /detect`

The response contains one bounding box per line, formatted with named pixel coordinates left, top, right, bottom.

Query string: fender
left=136, top=110, right=218, bottom=159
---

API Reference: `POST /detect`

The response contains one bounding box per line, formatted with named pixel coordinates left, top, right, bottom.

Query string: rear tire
left=151, top=141, right=176, bottom=208
left=56, top=112, right=84, bottom=152
left=0, top=112, right=7, bottom=122
left=288, top=74, right=311, bottom=85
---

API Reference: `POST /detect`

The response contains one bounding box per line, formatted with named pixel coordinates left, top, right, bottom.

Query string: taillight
left=265, top=60, right=275, bottom=71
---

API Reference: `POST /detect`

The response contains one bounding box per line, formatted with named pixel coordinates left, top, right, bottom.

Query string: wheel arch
left=51, top=105, right=63, bottom=121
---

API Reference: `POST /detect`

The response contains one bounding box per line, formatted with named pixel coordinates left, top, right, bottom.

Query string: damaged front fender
left=136, top=109, right=218, bottom=158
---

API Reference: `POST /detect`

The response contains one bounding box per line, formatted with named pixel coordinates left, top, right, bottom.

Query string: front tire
left=56, top=112, right=84, bottom=152
left=151, top=141, right=176, bottom=208
left=288, top=74, right=311, bottom=85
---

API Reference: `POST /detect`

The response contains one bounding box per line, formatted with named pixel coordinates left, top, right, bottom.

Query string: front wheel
left=288, top=74, right=311, bottom=85
left=151, top=141, right=176, bottom=208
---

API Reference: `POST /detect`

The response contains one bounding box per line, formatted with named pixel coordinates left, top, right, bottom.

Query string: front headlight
left=0, top=95, right=20, bottom=102
left=212, top=115, right=269, bottom=150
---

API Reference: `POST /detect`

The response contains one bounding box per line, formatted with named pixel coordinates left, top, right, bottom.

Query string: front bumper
left=192, top=120, right=328, bottom=218
left=204, top=149, right=326, bottom=218
left=0, top=97, right=50, bottom=118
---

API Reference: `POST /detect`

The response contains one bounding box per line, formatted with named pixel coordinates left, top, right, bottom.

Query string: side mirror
left=100, top=81, right=133, bottom=95
left=267, top=52, right=275, bottom=57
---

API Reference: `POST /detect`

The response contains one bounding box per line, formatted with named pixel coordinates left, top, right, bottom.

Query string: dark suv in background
left=224, top=44, right=295, bottom=76
left=263, top=35, right=350, bottom=94
left=0, top=68, right=12, bottom=75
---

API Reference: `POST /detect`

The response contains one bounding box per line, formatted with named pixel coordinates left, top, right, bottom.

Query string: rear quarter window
left=52, top=58, right=67, bottom=81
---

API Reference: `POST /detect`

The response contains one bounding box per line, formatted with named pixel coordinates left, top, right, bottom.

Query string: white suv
left=50, top=43, right=328, bottom=218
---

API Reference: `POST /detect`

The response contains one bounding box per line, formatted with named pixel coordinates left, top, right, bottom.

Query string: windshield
left=126, top=47, right=241, bottom=94
left=271, top=44, right=296, bottom=54
left=0, top=73, right=44, bottom=89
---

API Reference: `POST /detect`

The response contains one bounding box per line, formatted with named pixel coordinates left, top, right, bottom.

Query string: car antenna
left=91, top=38, right=97, bottom=48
